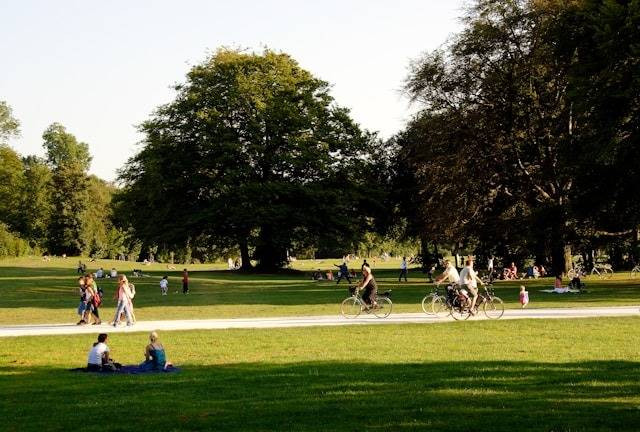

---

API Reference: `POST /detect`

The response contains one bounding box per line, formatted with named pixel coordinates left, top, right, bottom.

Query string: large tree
left=400, top=0, right=640, bottom=275
left=116, top=49, right=377, bottom=269
left=43, top=123, right=92, bottom=255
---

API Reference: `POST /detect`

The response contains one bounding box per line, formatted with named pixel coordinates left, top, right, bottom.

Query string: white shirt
left=110, top=269, right=117, bottom=277
left=488, top=258, right=494, bottom=269
left=87, top=342, right=109, bottom=365
left=400, top=259, right=407, bottom=270
left=459, top=265, right=479, bottom=289
left=160, top=279, right=168, bottom=289
left=443, top=265, right=460, bottom=284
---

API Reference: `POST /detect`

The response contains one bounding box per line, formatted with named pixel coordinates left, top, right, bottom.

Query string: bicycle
left=432, top=283, right=504, bottom=320
left=567, top=264, right=586, bottom=280
left=421, top=285, right=443, bottom=316
left=430, top=283, right=474, bottom=320
left=630, top=265, right=640, bottom=278
left=589, top=264, right=613, bottom=279
left=340, top=286, right=393, bottom=318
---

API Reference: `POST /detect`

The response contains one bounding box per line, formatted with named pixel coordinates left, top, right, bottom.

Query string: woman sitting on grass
left=140, top=331, right=173, bottom=371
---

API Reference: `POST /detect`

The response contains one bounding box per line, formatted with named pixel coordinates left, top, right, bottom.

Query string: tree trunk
left=239, top=238, right=252, bottom=271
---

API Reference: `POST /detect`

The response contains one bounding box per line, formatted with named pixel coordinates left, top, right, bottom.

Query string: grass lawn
left=1, top=317, right=639, bottom=431
left=0, top=256, right=639, bottom=324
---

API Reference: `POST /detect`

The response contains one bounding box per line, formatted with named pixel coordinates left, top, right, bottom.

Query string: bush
left=0, top=224, right=33, bottom=258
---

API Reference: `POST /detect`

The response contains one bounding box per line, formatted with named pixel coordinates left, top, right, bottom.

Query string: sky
left=1, top=0, right=465, bottom=181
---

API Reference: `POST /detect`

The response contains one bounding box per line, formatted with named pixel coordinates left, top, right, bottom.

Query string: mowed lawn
left=1, top=256, right=640, bottom=324
left=1, top=317, right=639, bottom=431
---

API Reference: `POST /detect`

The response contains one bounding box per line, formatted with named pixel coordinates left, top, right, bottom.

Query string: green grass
left=1, top=317, right=640, bottom=431
left=0, top=256, right=639, bottom=324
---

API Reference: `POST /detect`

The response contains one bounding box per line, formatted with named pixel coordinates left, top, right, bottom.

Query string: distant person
left=519, top=285, right=529, bottom=308
left=398, top=257, right=408, bottom=282
left=160, top=275, right=169, bottom=295
left=76, top=276, right=88, bottom=325
left=182, top=269, right=189, bottom=294
left=361, top=259, right=369, bottom=271
left=112, top=275, right=134, bottom=327
left=326, top=270, right=334, bottom=281
left=140, top=331, right=173, bottom=371
left=358, top=265, right=378, bottom=309
left=435, top=260, right=460, bottom=285
left=459, top=259, right=484, bottom=314
left=96, top=268, right=104, bottom=279
left=487, top=256, right=494, bottom=276
left=84, top=274, right=102, bottom=325
left=77, top=260, right=85, bottom=274
left=334, top=262, right=351, bottom=284
left=110, top=268, right=117, bottom=278
left=538, top=265, right=546, bottom=277
left=87, top=333, right=119, bottom=372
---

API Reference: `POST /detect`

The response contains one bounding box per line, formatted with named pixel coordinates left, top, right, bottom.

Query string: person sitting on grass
left=87, top=333, right=120, bottom=372
left=140, top=331, right=173, bottom=371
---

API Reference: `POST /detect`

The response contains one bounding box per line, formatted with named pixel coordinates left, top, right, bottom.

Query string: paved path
left=0, top=306, right=638, bottom=337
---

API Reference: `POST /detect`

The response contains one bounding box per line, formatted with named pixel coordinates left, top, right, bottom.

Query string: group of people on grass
left=87, top=331, right=173, bottom=372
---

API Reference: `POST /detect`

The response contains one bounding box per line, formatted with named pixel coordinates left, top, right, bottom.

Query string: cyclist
left=459, top=259, right=484, bottom=314
left=358, top=265, right=378, bottom=310
left=435, top=260, right=460, bottom=286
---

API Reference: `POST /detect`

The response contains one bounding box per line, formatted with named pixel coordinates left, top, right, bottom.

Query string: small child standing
left=159, top=276, right=169, bottom=296
left=519, top=285, right=529, bottom=308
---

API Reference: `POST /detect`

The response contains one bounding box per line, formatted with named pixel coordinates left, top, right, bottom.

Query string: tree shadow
left=1, top=360, right=639, bottom=431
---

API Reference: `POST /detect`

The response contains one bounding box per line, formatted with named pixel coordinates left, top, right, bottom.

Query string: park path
left=0, top=306, right=638, bottom=337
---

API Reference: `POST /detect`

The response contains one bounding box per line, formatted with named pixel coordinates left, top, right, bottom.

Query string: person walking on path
left=398, top=256, right=408, bottom=282
left=112, top=275, right=134, bottom=327
left=182, top=269, right=189, bottom=294
left=334, top=262, right=352, bottom=284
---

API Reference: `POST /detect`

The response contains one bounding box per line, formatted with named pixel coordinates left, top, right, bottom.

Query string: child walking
left=519, top=285, right=529, bottom=308
left=160, top=276, right=169, bottom=295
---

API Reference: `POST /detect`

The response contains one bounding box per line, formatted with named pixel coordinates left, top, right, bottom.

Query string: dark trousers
left=183, top=282, right=189, bottom=293
left=336, top=274, right=352, bottom=284
left=398, top=269, right=408, bottom=282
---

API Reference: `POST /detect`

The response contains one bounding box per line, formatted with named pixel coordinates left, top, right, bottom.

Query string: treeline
left=0, top=105, right=132, bottom=259
left=2, top=1, right=639, bottom=272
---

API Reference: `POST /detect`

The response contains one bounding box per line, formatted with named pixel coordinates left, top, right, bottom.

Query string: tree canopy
left=115, top=49, right=381, bottom=270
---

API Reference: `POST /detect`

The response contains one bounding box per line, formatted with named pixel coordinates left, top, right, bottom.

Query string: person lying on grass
left=140, top=331, right=173, bottom=371
left=87, top=333, right=120, bottom=372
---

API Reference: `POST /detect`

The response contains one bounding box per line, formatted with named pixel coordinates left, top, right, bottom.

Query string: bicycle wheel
left=483, top=296, right=505, bottom=319
left=567, top=269, right=576, bottom=279
left=421, top=294, right=435, bottom=315
left=373, top=297, right=393, bottom=318
left=602, top=268, right=613, bottom=279
left=451, top=301, right=470, bottom=321
left=340, top=297, right=362, bottom=318
left=631, top=269, right=638, bottom=279
left=431, top=296, right=450, bottom=318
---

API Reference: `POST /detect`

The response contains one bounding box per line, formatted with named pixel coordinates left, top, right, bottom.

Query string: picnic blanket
left=71, top=365, right=180, bottom=374
left=539, top=288, right=581, bottom=294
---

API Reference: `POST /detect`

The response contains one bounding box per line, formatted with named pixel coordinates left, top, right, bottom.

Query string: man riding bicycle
left=435, top=260, right=460, bottom=286
left=458, top=258, right=485, bottom=314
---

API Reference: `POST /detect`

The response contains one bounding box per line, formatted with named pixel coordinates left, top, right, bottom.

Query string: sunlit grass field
left=1, top=317, right=639, bottom=431
left=0, top=256, right=639, bottom=325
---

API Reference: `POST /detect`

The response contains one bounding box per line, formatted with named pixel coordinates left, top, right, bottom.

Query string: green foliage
left=0, top=100, right=20, bottom=143
left=0, top=144, right=24, bottom=231
left=399, top=0, right=640, bottom=273
left=42, top=123, right=92, bottom=255
left=116, top=48, right=380, bottom=270
left=0, top=223, right=33, bottom=258
left=17, top=156, right=52, bottom=244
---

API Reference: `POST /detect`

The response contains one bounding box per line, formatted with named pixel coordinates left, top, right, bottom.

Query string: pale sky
left=1, top=0, right=464, bottom=181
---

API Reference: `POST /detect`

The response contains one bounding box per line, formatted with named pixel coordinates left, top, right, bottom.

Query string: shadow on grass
left=1, top=360, right=639, bottom=431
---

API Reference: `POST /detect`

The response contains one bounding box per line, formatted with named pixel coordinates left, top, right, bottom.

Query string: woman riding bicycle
left=358, top=265, right=378, bottom=309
